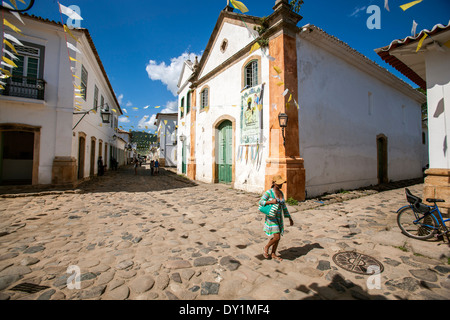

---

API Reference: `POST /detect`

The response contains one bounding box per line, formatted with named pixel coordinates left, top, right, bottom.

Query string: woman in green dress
left=259, top=175, right=294, bottom=261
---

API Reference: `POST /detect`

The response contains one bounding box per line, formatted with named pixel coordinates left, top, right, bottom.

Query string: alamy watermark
left=66, top=265, right=81, bottom=290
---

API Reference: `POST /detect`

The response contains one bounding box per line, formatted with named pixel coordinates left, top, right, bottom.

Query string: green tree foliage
left=289, top=0, right=304, bottom=13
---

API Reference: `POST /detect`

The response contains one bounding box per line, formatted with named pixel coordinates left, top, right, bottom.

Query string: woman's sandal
left=263, top=247, right=269, bottom=259
left=272, top=254, right=283, bottom=261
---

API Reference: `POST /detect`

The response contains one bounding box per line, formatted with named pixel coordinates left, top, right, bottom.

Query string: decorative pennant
left=273, top=66, right=282, bottom=74
left=59, top=3, right=84, bottom=20
left=4, top=39, right=18, bottom=54
left=67, top=42, right=82, bottom=54
left=282, top=89, right=289, bottom=97
left=384, top=0, right=390, bottom=11
left=3, top=33, right=24, bottom=46
left=400, top=0, right=423, bottom=11
left=416, top=33, right=428, bottom=52
left=3, top=19, right=23, bottom=35
left=64, top=25, right=80, bottom=43
left=250, top=42, right=260, bottom=54
left=155, top=106, right=161, bottom=109
left=69, top=56, right=79, bottom=63
left=277, top=82, right=284, bottom=87
left=411, top=20, right=418, bottom=36
left=2, top=2, right=25, bottom=24
left=2, top=56, right=17, bottom=68
left=444, top=40, right=450, bottom=49
left=230, top=0, right=249, bottom=13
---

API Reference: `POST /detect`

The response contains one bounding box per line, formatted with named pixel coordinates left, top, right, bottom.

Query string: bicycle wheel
left=397, top=206, right=437, bottom=240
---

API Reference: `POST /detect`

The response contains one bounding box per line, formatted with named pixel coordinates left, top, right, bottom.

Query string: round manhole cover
left=332, top=252, right=384, bottom=275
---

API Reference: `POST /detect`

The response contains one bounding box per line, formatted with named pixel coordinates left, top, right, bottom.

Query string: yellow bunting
left=133, top=107, right=138, bottom=110
left=416, top=33, right=428, bottom=52
left=277, top=82, right=284, bottom=86
left=443, top=40, right=450, bottom=49
left=230, top=0, right=249, bottom=13
left=286, top=102, right=290, bottom=110
left=273, top=66, right=282, bottom=74
left=3, top=39, right=18, bottom=54
left=250, top=42, right=260, bottom=54
left=288, top=94, right=292, bottom=102
left=3, top=19, right=22, bottom=34
left=64, top=25, right=80, bottom=43
left=69, top=57, right=79, bottom=63
left=0, top=68, right=12, bottom=76
left=400, top=0, right=423, bottom=10
left=155, top=106, right=161, bottom=109
left=257, top=104, right=263, bottom=111
left=112, top=109, right=117, bottom=113
left=99, top=123, right=102, bottom=127
left=2, top=56, right=17, bottom=68
left=164, top=120, right=167, bottom=125
left=0, top=84, right=4, bottom=90
left=72, top=74, right=80, bottom=79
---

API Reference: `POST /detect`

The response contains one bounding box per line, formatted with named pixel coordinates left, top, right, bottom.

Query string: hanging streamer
left=400, top=0, right=423, bottom=11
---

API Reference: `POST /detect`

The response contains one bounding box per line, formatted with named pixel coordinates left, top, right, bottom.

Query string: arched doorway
left=377, top=134, right=388, bottom=184
left=90, top=137, right=96, bottom=177
left=78, top=133, right=86, bottom=180
left=218, top=120, right=232, bottom=184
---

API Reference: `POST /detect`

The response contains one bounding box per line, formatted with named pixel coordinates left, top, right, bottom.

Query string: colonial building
left=176, top=0, right=426, bottom=200
left=376, top=22, right=450, bottom=211
left=155, top=113, right=178, bottom=167
left=0, top=13, right=122, bottom=186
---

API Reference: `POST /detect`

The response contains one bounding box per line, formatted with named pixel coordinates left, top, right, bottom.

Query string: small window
left=186, top=91, right=191, bottom=114
left=81, top=65, right=88, bottom=101
left=201, top=88, right=209, bottom=109
left=244, top=60, right=258, bottom=88
left=220, top=39, right=228, bottom=53
left=180, top=97, right=185, bottom=118
left=94, top=85, right=99, bottom=111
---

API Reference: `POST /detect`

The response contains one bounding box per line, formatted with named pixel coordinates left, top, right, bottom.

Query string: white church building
left=177, top=0, right=426, bottom=200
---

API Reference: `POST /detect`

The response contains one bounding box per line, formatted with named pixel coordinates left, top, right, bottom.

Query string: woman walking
left=259, top=175, right=294, bottom=261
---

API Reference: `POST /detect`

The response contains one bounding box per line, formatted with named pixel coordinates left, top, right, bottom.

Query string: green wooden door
left=182, top=141, right=187, bottom=174
left=218, top=121, right=232, bottom=184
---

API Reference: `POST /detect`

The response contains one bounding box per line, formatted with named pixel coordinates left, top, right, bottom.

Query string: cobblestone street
left=0, top=164, right=449, bottom=300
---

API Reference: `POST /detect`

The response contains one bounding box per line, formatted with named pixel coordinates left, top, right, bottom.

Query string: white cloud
left=146, top=51, right=201, bottom=96
left=119, top=116, right=130, bottom=123
left=126, top=101, right=133, bottom=107
left=138, top=115, right=157, bottom=131
left=117, top=94, right=124, bottom=105
left=161, top=100, right=178, bottom=114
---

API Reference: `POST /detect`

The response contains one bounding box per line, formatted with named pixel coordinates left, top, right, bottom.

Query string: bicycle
left=397, top=188, right=449, bottom=242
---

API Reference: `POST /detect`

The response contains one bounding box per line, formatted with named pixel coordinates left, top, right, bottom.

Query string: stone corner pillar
left=424, top=168, right=450, bottom=214
left=51, top=156, right=77, bottom=185
left=265, top=9, right=305, bottom=202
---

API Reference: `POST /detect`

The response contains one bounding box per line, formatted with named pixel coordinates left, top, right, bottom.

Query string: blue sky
left=23, top=0, right=450, bottom=132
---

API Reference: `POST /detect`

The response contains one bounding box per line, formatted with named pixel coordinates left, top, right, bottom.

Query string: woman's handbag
left=259, top=189, right=278, bottom=216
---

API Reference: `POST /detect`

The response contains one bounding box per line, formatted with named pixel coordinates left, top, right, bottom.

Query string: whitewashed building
left=376, top=22, right=450, bottom=211
left=0, top=13, right=122, bottom=186
left=155, top=113, right=178, bottom=167
left=177, top=0, right=426, bottom=200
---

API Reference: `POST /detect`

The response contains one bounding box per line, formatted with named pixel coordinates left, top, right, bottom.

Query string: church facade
left=176, top=0, right=426, bottom=200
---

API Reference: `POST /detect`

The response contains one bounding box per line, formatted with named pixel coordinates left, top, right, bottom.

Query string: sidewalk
left=0, top=166, right=448, bottom=300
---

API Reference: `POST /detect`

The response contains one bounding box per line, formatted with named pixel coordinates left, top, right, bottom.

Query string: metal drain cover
left=9, top=283, right=50, bottom=294
left=332, top=252, right=384, bottom=275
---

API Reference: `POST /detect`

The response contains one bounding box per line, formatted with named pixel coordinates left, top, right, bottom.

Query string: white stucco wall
left=424, top=49, right=450, bottom=170
left=297, top=35, right=423, bottom=197
left=1, top=14, right=121, bottom=184
left=0, top=15, right=74, bottom=184
left=157, top=115, right=177, bottom=167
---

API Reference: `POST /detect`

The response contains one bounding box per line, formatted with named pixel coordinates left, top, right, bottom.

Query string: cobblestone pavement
left=0, top=165, right=449, bottom=300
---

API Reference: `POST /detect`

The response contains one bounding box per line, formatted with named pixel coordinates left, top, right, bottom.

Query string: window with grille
left=81, top=65, right=88, bottom=101
left=100, top=95, right=104, bottom=110
left=10, top=44, right=40, bottom=85
left=201, top=88, right=209, bottom=109
left=244, top=60, right=258, bottom=88
left=186, top=91, right=191, bottom=114
left=180, top=97, right=184, bottom=118
left=94, top=85, right=99, bottom=111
